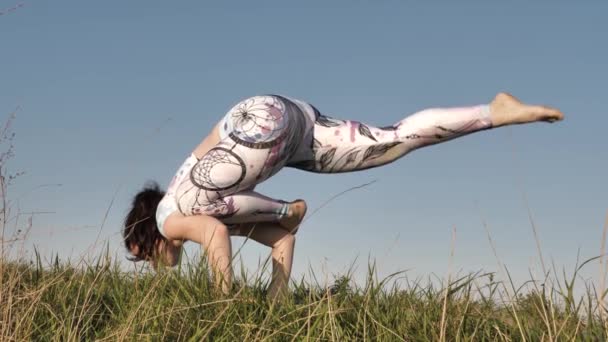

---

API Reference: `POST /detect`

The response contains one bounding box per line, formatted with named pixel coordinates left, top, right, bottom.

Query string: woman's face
left=160, top=239, right=182, bottom=267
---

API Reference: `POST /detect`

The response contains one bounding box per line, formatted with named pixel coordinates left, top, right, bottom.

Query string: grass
left=0, top=248, right=607, bottom=341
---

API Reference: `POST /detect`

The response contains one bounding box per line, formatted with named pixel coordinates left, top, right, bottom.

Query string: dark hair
left=123, top=181, right=166, bottom=262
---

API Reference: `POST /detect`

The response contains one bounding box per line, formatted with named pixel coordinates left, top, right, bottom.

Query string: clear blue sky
left=1, top=1, right=607, bottom=286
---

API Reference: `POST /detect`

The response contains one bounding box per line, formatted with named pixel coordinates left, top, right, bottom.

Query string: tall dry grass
left=1, top=250, right=607, bottom=341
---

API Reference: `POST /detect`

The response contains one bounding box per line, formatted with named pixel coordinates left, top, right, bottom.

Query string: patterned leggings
left=171, top=95, right=493, bottom=225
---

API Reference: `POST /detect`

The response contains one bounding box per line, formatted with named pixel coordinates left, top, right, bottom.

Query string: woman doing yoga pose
left=123, top=92, right=563, bottom=298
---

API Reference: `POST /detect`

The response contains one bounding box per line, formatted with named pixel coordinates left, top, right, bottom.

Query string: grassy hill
left=1, top=252, right=606, bottom=341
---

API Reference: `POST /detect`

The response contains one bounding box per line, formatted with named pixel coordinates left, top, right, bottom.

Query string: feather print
left=379, top=124, right=399, bottom=131
left=319, top=147, right=337, bottom=170
left=343, top=150, right=360, bottom=166
left=358, top=123, right=378, bottom=142
left=436, top=125, right=458, bottom=134
left=311, top=105, right=322, bottom=119
left=359, top=142, right=402, bottom=165
left=313, top=138, right=323, bottom=149
left=315, top=114, right=343, bottom=128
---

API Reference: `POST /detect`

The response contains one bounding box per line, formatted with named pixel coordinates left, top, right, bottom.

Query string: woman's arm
left=151, top=238, right=183, bottom=268
left=163, top=212, right=233, bottom=294
left=232, top=222, right=296, bottom=300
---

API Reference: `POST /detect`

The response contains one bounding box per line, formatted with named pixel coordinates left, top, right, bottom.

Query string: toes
left=539, top=107, right=565, bottom=122
left=552, top=109, right=565, bottom=121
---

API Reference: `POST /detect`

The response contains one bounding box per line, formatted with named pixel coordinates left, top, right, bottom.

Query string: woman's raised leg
left=288, top=93, right=563, bottom=173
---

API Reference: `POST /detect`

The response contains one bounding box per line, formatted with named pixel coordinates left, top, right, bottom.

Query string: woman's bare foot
left=489, top=92, right=564, bottom=128
left=279, top=199, right=307, bottom=234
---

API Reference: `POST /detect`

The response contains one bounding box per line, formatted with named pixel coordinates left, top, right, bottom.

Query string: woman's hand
left=151, top=238, right=183, bottom=269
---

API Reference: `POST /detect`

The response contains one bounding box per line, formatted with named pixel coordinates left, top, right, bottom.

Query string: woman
left=123, top=93, right=563, bottom=298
